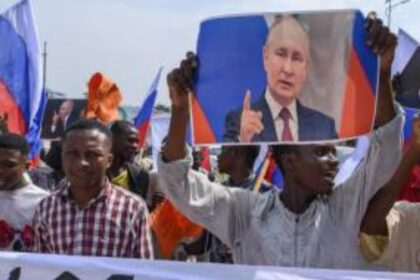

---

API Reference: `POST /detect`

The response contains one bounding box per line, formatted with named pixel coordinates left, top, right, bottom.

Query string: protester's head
left=110, top=120, right=140, bottom=163
left=62, top=119, right=113, bottom=190
left=0, top=133, right=29, bottom=190
left=271, top=144, right=338, bottom=195
left=58, top=100, right=74, bottom=120
left=218, top=145, right=260, bottom=175
left=263, top=15, right=310, bottom=107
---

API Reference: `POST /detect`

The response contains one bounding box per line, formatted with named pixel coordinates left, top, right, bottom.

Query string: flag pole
left=43, top=41, right=47, bottom=95
left=253, top=152, right=271, bottom=193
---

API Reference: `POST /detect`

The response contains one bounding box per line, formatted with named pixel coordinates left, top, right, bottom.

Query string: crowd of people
left=2, top=12, right=420, bottom=274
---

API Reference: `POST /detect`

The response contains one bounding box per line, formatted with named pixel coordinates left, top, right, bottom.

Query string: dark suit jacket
left=396, top=90, right=420, bottom=109
left=223, top=96, right=338, bottom=142
left=50, top=113, right=78, bottom=138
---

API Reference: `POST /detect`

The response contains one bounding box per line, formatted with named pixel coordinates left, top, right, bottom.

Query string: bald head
left=263, top=15, right=311, bottom=106
left=265, top=16, right=310, bottom=53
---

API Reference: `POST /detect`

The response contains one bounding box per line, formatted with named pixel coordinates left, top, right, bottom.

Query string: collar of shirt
left=57, top=179, right=113, bottom=207
left=264, top=89, right=299, bottom=141
left=264, top=88, right=298, bottom=122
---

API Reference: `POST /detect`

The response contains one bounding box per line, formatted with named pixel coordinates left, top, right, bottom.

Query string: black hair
left=0, top=133, right=29, bottom=155
left=242, top=145, right=260, bottom=170
left=271, top=145, right=300, bottom=174
left=109, top=120, right=136, bottom=136
left=63, top=118, right=112, bottom=142
left=223, top=145, right=260, bottom=170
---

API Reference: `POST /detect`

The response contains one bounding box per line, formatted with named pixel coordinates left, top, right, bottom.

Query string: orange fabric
left=149, top=199, right=203, bottom=259
left=85, top=72, right=122, bottom=124
left=191, top=94, right=216, bottom=144
left=340, top=48, right=375, bottom=138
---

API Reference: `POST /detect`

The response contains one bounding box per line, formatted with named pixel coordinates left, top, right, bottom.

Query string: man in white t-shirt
left=0, top=133, right=49, bottom=252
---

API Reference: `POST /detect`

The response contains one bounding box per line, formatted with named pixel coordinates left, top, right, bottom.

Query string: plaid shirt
left=32, top=181, right=153, bottom=259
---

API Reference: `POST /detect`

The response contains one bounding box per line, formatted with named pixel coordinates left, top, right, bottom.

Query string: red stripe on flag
left=191, top=94, right=216, bottom=144
left=137, top=120, right=150, bottom=148
left=340, top=48, right=376, bottom=138
left=0, top=81, right=26, bottom=134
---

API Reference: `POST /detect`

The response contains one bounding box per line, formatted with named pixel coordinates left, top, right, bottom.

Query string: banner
left=191, top=10, right=378, bottom=145
left=0, top=252, right=419, bottom=280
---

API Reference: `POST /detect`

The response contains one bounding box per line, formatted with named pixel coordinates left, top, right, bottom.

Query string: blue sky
left=1, top=0, right=419, bottom=106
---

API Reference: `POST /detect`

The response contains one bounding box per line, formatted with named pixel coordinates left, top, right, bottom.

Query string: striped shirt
left=32, top=181, right=153, bottom=259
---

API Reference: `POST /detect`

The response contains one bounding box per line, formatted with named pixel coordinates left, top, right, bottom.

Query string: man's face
left=112, top=127, right=140, bottom=162
left=58, top=101, right=73, bottom=119
left=0, top=148, right=26, bottom=190
left=263, top=17, right=310, bottom=106
left=62, top=130, right=113, bottom=190
left=287, top=144, right=339, bottom=195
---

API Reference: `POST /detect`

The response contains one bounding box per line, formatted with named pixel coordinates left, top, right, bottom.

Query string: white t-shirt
left=0, top=184, right=49, bottom=252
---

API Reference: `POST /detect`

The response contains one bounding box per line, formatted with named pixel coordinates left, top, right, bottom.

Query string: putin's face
left=263, top=17, right=310, bottom=106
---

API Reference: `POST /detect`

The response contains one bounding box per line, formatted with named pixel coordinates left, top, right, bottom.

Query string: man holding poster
left=223, top=15, right=338, bottom=143
left=160, top=13, right=401, bottom=269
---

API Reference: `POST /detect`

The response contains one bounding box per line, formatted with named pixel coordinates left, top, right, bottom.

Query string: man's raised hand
left=167, top=52, right=198, bottom=109
left=239, top=90, right=264, bottom=142
left=365, top=12, right=397, bottom=75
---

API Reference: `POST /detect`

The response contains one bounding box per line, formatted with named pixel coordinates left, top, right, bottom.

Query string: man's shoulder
left=110, top=184, right=148, bottom=209
left=298, top=102, right=335, bottom=123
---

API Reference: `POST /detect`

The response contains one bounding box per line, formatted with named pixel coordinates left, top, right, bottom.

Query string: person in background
left=0, top=133, right=49, bottom=252
left=108, top=120, right=163, bottom=211
left=360, top=116, right=420, bottom=272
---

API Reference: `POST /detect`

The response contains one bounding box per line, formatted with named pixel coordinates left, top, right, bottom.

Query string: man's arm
left=367, top=14, right=398, bottom=128
left=361, top=117, right=420, bottom=235
left=332, top=13, right=402, bottom=223
left=160, top=53, right=254, bottom=246
left=134, top=206, right=154, bottom=259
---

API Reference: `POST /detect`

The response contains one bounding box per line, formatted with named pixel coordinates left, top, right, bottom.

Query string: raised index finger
left=242, top=90, right=252, bottom=112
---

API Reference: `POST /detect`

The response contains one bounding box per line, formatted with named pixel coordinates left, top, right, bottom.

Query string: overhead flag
left=0, top=0, right=46, bottom=159
left=134, top=67, right=162, bottom=148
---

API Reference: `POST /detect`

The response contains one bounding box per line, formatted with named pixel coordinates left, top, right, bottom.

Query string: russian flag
left=0, top=0, right=46, bottom=159
left=253, top=146, right=283, bottom=190
left=133, top=67, right=162, bottom=148
left=339, top=11, right=378, bottom=138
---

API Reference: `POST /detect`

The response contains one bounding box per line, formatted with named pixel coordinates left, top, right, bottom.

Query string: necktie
left=279, top=108, right=293, bottom=141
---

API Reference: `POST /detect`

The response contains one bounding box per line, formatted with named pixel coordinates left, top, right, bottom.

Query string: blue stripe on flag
left=0, top=0, right=45, bottom=157
left=134, top=67, right=162, bottom=128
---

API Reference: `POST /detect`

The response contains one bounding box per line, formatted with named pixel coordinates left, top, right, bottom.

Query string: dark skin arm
left=163, top=52, right=197, bottom=162
left=359, top=13, right=408, bottom=236
left=366, top=13, right=398, bottom=128
left=361, top=117, right=420, bottom=235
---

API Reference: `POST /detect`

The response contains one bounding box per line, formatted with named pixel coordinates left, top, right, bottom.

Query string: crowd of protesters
left=2, top=12, right=420, bottom=274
